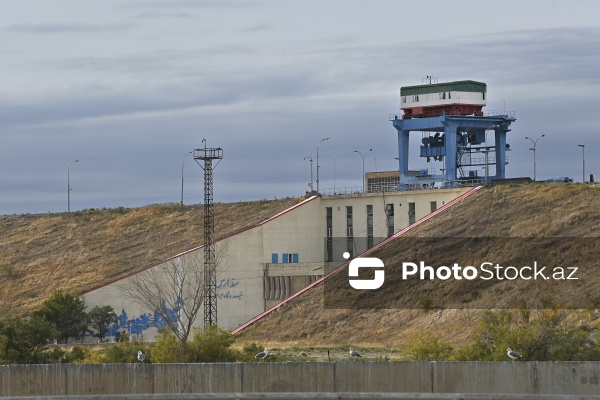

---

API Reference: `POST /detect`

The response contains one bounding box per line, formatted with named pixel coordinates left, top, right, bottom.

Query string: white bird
left=137, top=351, right=145, bottom=363
left=506, top=348, right=522, bottom=360
left=254, top=348, right=268, bottom=361
left=349, top=347, right=362, bottom=358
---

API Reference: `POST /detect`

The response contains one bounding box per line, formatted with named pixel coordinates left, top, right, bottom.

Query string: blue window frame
left=271, top=253, right=278, bottom=264
left=282, top=253, right=289, bottom=263
left=292, top=253, right=299, bottom=263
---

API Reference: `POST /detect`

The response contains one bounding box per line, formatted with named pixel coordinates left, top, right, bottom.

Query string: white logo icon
left=348, top=257, right=385, bottom=290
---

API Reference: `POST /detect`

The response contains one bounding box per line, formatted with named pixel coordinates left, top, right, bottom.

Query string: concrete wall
left=2, top=362, right=600, bottom=397
left=80, top=189, right=469, bottom=342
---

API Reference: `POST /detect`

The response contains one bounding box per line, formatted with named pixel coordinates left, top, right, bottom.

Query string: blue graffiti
left=216, top=278, right=240, bottom=289
left=90, top=278, right=244, bottom=339
left=217, top=291, right=243, bottom=300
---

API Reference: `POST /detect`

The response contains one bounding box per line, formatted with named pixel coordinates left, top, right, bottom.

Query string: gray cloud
left=6, top=22, right=133, bottom=34
left=2, top=1, right=599, bottom=214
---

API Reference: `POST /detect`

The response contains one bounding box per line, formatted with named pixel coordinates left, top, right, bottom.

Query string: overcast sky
left=2, top=0, right=599, bottom=214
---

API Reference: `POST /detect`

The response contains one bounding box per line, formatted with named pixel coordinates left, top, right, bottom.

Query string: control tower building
left=391, top=79, right=515, bottom=187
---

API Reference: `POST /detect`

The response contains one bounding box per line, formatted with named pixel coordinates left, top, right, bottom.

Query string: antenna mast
left=194, top=139, right=223, bottom=328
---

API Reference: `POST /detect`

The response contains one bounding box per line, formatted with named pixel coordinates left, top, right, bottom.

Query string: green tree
left=186, top=326, right=237, bottom=362
left=457, top=309, right=600, bottom=361
left=0, top=316, right=58, bottom=364
left=88, top=305, right=117, bottom=341
left=32, top=290, right=88, bottom=344
left=152, top=329, right=181, bottom=363
left=406, top=329, right=453, bottom=361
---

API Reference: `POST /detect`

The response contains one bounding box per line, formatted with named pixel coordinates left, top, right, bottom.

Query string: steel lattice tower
left=194, top=141, right=223, bottom=328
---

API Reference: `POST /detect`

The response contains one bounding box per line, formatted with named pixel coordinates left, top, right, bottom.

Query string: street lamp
left=578, top=144, right=585, bottom=183
left=304, top=156, right=314, bottom=192
left=316, top=138, right=330, bottom=193
left=67, top=159, right=79, bottom=213
left=525, top=134, right=545, bottom=181
left=181, top=150, right=193, bottom=205
left=354, top=148, right=372, bottom=193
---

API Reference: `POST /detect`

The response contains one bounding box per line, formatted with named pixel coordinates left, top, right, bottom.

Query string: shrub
left=186, top=326, right=237, bottom=363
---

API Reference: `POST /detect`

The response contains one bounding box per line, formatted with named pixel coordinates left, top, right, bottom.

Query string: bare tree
left=119, top=242, right=229, bottom=362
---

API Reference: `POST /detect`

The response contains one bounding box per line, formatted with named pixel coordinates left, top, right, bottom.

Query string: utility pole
left=67, top=160, right=79, bottom=213
left=354, top=148, right=372, bottom=193
left=525, top=134, right=545, bottom=181
left=194, top=139, right=223, bottom=328
left=304, top=156, right=314, bottom=192
left=316, top=138, right=330, bottom=193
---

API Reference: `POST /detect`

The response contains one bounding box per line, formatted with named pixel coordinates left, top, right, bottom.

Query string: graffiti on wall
left=91, top=277, right=243, bottom=339
left=216, top=277, right=243, bottom=300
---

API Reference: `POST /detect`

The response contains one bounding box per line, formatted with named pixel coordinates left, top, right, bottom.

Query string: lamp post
left=525, top=134, right=545, bottom=181
left=316, top=138, right=330, bottom=193
left=304, top=156, right=314, bottom=192
left=181, top=150, right=193, bottom=205
left=354, top=148, right=372, bottom=193
left=578, top=144, right=585, bottom=183
left=67, top=159, right=79, bottom=213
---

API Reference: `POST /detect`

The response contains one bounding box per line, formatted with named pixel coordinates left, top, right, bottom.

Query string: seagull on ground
left=137, top=351, right=145, bottom=363
left=349, top=347, right=362, bottom=358
left=506, top=348, right=522, bottom=361
left=255, top=348, right=268, bottom=361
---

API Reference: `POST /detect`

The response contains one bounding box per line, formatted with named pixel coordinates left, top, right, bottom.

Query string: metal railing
left=321, top=186, right=362, bottom=196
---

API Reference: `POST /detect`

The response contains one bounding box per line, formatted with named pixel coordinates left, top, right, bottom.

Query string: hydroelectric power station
left=391, top=78, right=516, bottom=187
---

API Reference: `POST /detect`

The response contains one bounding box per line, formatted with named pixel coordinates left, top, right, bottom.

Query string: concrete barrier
left=2, top=362, right=600, bottom=397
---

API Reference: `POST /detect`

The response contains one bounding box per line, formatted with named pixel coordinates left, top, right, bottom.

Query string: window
left=430, top=201, right=437, bottom=213
left=346, top=206, right=354, bottom=255
left=368, top=176, right=400, bottom=193
left=326, top=207, right=333, bottom=262
left=346, top=206, right=353, bottom=237
left=386, top=204, right=394, bottom=237
left=326, top=207, right=333, bottom=237
left=408, top=202, right=416, bottom=225
left=271, top=253, right=278, bottom=264
left=367, top=205, right=374, bottom=249
left=282, top=253, right=298, bottom=264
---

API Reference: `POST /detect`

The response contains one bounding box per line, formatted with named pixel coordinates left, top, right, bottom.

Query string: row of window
left=367, top=176, right=400, bottom=193
left=403, top=92, right=485, bottom=103
left=323, top=202, right=438, bottom=261
left=271, top=253, right=299, bottom=264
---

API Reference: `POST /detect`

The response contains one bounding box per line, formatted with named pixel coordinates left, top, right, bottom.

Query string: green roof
left=400, top=80, right=486, bottom=96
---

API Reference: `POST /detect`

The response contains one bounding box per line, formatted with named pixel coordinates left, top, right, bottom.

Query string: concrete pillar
left=494, top=128, right=507, bottom=179
left=397, top=130, right=410, bottom=181
left=443, top=122, right=459, bottom=180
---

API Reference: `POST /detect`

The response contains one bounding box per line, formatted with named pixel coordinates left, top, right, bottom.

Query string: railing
left=321, top=180, right=483, bottom=196
left=484, top=110, right=516, bottom=118
left=389, top=110, right=516, bottom=120
left=320, top=186, right=362, bottom=196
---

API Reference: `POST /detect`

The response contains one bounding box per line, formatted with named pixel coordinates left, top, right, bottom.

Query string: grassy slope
left=236, top=183, right=600, bottom=348
left=0, top=198, right=302, bottom=318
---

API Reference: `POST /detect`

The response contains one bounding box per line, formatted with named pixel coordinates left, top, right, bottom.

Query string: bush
left=152, top=329, right=181, bottom=363
left=94, top=341, right=151, bottom=363
left=239, top=342, right=265, bottom=362
left=406, top=330, right=453, bottom=361
left=186, top=326, right=237, bottom=363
